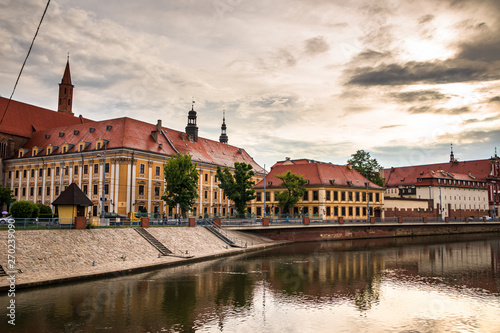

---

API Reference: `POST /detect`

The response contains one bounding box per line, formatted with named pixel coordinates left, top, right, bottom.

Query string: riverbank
left=0, top=227, right=285, bottom=291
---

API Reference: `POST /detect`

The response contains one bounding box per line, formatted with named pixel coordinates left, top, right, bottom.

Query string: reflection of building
left=1, top=61, right=264, bottom=217
left=253, top=158, right=384, bottom=219
left=384, top=147, right=500, bottom=218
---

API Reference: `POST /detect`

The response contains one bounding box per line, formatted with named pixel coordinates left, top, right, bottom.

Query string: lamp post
left=263, top=164, right=266, bottom=218
left=97, top=141, right=108, bottom=218
left=439, top=182, right=443, bottom=221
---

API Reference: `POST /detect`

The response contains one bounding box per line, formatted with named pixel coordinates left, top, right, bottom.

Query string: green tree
left=37, top=204, right=53, bottom=218
left=347, top=150, right=385, bottom=187
left=0, top=184, right=14, bottom=209
left=216, top=162, right=256, bottom=217
left=10, top=201, right=37, bottom=218
left=274, top=171, right=307, bottom=215
left=162, top=153, right=199, bottom=216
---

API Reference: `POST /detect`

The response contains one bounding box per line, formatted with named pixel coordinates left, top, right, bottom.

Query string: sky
left=0, top=0, right=499, bottom=170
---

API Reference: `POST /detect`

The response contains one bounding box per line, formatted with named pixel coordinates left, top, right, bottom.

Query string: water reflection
left=2, top=234, right=500, bottom=332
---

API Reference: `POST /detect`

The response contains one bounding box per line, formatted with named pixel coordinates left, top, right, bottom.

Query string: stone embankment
left=0, top=227, right=280, bottom=290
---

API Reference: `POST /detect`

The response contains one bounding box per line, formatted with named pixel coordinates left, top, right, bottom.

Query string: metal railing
left=0, top=217, right=74, bottom=230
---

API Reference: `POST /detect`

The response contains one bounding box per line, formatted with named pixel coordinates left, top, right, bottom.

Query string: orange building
left=253, top=158, right=384, bottom=219
left=1, top=61, right=264, bottom=218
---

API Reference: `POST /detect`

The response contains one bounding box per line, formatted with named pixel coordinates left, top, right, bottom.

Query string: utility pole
left=366, top=175, right=370, bottom=223
left=263, top=164, right=266, bottom=218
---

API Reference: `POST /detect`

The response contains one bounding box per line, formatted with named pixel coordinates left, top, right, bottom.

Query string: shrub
left=10, top=201, right=37, bottom=218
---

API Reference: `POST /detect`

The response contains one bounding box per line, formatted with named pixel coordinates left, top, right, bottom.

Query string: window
left=326, top=207, right=331, bottom=216
left=348, top=207, right=353, bottom=216
left=334, top=206, right=338, bottom=216
left=355, top=192, right=360, bottom=201
left=376, top=193, right=380, bottom=202
left=16, top=170, right=19, bottom=179
left=326, top=191, right=331, bottom=201
left=31, top=169, right=35, bottom=177
left=265, top=192, right=271, bottom=202
left=94, top=164, right=99, bottom=174
left=204, top=191, right=208, bottom=199
left=257, top=207, right=262, bottom=216
left=8, top=171, right=11, bottom=179
left=105, top=162, right=110, bottom=173
left=56, top=167, right=60, bottom=176
left=30, top=187, right=34, bottom=196
left=84, top=165, right=88, bottom=174
left=154, top=186, right=160, bottom=196
left=313, top=191, right=318, bottom=201
left=155, top=166, right=161, bottom=176
left=356, top=207, right=360, bottom=216
left=65, top=167, right=69, bottom=175
left=257, top=192, right=262, bottom=202
left=83, top=185, right=88, bottom=195
left=341, top=207, right=346, bottom=216
left=97, top=142, right=101, bottom=150
left=214, top=191, right=217, bottom=200
left=334, top=191, right=338, bottom=201
left=138, top=185, right=144, bottom=195
left=369, top=193, right=373, bottom=202
left=74, top=165, right=79, bottom=174
left=14, top=188, right=18, bottom=197
left=341, top=191, right=346, bottom=201
left=348, top=192, right=353, bottom=201
left=23, top=170, right=27, bottom=178
left=303, top=191, right=309, bottom=201
left=363, top=192, right=367, bottom=201
left=93, top=184, right=98, bottom=195
left=313, top=206, right=319, bottom=215
left=63, top=146, right=67, bottom=153
left=140, top=164, right=145, bottom=174
left=105, top=184, right=109, bottom=195
left=46, top=186, right=50, bottom=195
left=38, top=187, right=42, bottom=196
left=47, top=168, right=51, bottom=176
left=205, top=173, right=208, bottom=182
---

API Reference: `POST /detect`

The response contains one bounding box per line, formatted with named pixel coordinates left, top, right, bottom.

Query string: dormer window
left=97, top=142, right=101, bottom=150
left=62, top=146, right=67, bottom=153
left=106, top=125, right=112, bottom=131
left=90, top=128, right=95, bottom=133
left=59, top=132, right=65, bottom=137
left=47, top=146, right=52, bottom=155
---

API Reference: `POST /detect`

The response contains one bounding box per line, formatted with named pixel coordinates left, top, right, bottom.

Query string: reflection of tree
left=214, top=265, right=255, bottom=309
left=354, top=279, right=380, bottom=311
left=161, top=277, right=198, bottom=332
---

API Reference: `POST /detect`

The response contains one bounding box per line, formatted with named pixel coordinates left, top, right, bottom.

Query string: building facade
left=384, top=149, right=494, bottom=218
left=253, top=159, right=384, bottom=219
left=1, top=61, right=264, bottom=218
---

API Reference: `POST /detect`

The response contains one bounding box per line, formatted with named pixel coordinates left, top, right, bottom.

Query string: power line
left=0, top=0, right=51, bottom=126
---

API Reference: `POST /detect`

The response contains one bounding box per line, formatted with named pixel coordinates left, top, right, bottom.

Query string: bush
left=37, top=204, right=53, bottom=215
left=10, top=201, right=37, bottom=218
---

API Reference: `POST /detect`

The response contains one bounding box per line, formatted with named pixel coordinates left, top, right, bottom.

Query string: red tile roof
left=14, top=117, right=264, bottom=172
left=255, top=159, right=382, bottom=189
left=0, top=97, right=92, bottom=138
left=384, top=160, right=496, bottom=187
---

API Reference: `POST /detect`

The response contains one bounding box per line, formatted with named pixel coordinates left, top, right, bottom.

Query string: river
left=2, top=234, right=500, bottom=332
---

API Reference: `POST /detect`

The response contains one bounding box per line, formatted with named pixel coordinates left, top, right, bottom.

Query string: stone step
left=135, top=228, right=172, bottom=255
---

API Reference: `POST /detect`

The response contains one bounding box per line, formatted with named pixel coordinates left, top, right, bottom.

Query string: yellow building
left=1, top=61, right=264, bottom=218
left=253, top=158, right=384, bottom=219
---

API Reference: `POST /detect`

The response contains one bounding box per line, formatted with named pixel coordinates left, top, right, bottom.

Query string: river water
left=2, top=234, right=500, bottom=333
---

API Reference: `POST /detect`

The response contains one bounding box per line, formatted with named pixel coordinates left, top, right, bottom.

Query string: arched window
left=0, top=140, right=7, bottom=158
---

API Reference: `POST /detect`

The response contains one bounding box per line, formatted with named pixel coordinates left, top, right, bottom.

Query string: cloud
left=347, top=59, right=493, bottom=86
left=391, top=90, right=449, bottom=103
left=304, top=36, right=330, bottom=56
left=462, top=115, right=500, bottom=124
left=380, top=124, right=404, bottom=129
left=418, top=14, right=435, bottom=24
left=490, top=96, right=500, bottom=102
left=408, top=106, right=470, bottom=115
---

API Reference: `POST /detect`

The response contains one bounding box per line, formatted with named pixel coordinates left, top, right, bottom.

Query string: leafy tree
left=275, top=171, right=307, bottom=215
left=10, top=201, right=37, bottom=218
left=216, top=162, right=256, bottom=218
left=162, top=153, right=199, bottom=216
left=347, top=150, right=385, bottom=187
left=0, top=184, right=14, bottom=209
left=37, top=204, right=53, bottom=218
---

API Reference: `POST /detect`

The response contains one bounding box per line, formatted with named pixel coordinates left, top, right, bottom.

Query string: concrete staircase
left=135, top=228, right=173, bottom=256
left=204, top=223, right=246, bottom=248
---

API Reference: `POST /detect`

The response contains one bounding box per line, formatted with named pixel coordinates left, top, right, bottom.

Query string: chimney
left=157, top=119, right=162, bottom=132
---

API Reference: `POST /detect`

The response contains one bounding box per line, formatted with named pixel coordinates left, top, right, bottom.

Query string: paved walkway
left=0, top=227, right=279, bottom=290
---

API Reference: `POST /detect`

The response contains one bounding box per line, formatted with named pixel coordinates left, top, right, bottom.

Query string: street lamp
left=97, top=140, right=108, bottom=218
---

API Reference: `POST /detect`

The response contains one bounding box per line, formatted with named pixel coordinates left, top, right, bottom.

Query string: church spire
left=58, top=56, right=74, bottom=115
left=185, top=98, right=198, bottom=142
left=450, top=143, right=455, bottom=163
left=219, top=110, right=228, bottom=144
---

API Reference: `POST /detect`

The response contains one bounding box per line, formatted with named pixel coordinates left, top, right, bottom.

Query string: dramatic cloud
left=347, top=59, right=493, bottom=86
left=391, top=90, right=449, bottom=103
left=304, top=36, right=330, bottom=56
